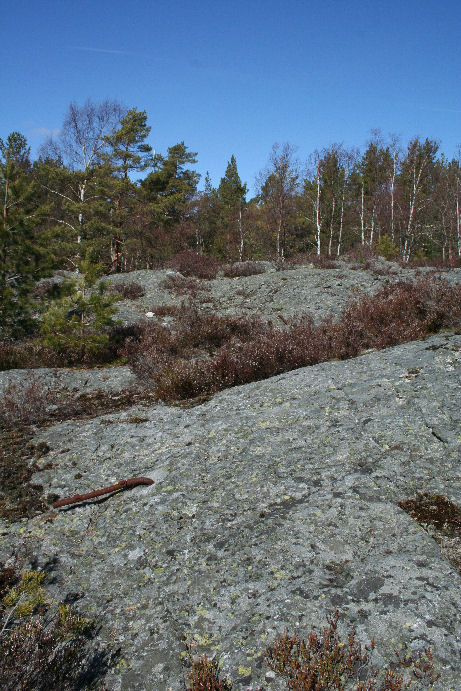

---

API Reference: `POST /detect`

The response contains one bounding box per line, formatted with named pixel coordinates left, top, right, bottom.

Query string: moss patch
left=398, top=493, right=461, bottom=573
left=0, top=427, right=48, bottom=521
left=398, top=493, right=461, bottom=536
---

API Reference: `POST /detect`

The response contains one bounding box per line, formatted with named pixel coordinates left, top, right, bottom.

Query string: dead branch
left=52, top=477, right=154, bottom=508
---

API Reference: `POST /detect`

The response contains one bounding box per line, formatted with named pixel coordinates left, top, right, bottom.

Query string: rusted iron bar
left=52, top=477, right=154, bottom=508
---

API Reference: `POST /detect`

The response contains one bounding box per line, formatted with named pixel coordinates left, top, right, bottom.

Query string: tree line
left=2, top=99, right=461, bottom=322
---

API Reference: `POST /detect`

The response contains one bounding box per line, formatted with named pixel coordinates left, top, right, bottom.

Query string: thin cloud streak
left=71, top=46, right=133, bottom=55
left=420, top=106, right=461, bottom=114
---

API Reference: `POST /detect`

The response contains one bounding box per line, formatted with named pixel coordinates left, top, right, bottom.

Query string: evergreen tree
left=139, top=142, right=200, bottom=261
left=103, top=107, right=152, bottom=179
left=40, top=258, right=119, bottom=360
left=0, top=133, right=49, bottom=338
left=102, top=109, right=152, bottom=270
left=216, top=155, right=247, bottom=260
left=193, top=172, right=220, bottom=253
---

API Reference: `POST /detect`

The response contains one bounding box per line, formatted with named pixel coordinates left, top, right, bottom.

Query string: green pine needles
left=40, top=259, right=120, bottom=361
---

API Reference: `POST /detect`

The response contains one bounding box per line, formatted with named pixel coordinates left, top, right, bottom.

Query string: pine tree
left=216, top=155, right=247, bottom=260
left=99, top=109, right=153, bottom=270
left=40, top=258, right=119, bottom=361
left=103, top=107, right=152, bottom=179
left=0, top=133, right=49, bottom=338
left=139, top=142, right=200, bottom=261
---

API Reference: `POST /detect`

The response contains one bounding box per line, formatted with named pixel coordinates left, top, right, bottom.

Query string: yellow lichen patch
left=238, top=665, right=251, bottom=676
left=3, top=569, right=48, bottom=617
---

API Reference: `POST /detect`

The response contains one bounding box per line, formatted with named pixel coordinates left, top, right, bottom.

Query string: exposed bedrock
left=1, top=332, right=460, bottom=688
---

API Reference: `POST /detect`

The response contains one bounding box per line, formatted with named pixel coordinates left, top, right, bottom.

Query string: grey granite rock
left=1, top=331, right=460, bottom=689
left=105, top=262, right=461, bottom=327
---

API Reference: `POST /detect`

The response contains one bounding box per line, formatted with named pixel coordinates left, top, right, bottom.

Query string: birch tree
left=39, top=99, right=124, bottom=250
left=399, top=138, right=439, bottom=261
left=258, top=143, right=299, bottom=259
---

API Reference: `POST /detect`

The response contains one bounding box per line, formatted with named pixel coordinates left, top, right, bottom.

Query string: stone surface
left=104, top=260, right=461, bottom=326
left=1, top=263, right=461, bottom=689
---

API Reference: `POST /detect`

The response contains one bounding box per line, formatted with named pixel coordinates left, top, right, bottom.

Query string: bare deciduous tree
left=258, top=143, right=299, bottom=259
left=39, top=99, right=124, bottom=246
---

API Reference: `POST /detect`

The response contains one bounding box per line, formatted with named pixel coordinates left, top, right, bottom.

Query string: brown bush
left=0, top=566, right=116, bottom=690
left=167, top=250, right=219, bottom=279
left=147, top=304, right=182, bottom=317
left=290, top=253, right=339, bottom=269
left=109, top=281, right=145, bottom=299
left=265, top=610, right=439, bottom=690
left=125, top=277, right=461, bottom=402
left=0, top=377, right=57, bottom=430
left=160, top=274, right=209, bottom=297
left=31, top=280, right=62, bottom=300
left=221, top=261, right=267, bottom=278
left=123, top=303, right=268, bottom=385
left=186, top=655, right=232, bottom=690
left=0, top=324, right=139, bottom=371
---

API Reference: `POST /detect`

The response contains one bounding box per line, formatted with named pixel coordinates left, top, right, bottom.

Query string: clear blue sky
left=2, top=0, right=460, bottom=193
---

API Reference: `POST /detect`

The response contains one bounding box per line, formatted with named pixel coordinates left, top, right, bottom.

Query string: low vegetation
left=0, top=375, right=156, bottom=521
left=109, top=281, right=145, bottom=299
left=160, top=273, right=210, bottom=297
left=221, top=261, right=267, bottom=278
left=0, top=564, right=115, bottom=690
left=185, top=611, right=439, bottom=690
left=125, top=276, right=461, bottom=402
left=166, top=250, right=219, bottom=279
left=399, top=493, right=461, bottom=573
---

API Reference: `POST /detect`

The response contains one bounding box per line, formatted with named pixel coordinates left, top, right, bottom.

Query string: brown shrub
left=0, top=377, right=57, bottom=430
left=160, top=274, right=209, bottom=297
left=31, top=280, right=62, bottom=300
left=125, top=276, right=461, bottom=402
left=292, top=253, right=339, bottom=269
left=123, top=303, right=268, bottom=387
left=147, top=304, right=182, bottom=318
left=167, top=250, right=219, bottom=279
left=265, top=610, right=439, bottom=690
left=0, top=566, right=116, bottom=690
left=109, top=281, right=145, bottom=299
left=186, top=655, right=232, bottom=690
left=0, top=339, right=67, bottom=370
left=222, top=261, right=267, bottom=278
left=0, top=324, right=139, bottom=371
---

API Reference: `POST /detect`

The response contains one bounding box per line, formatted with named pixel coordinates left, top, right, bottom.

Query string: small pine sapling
left=40, top=258, right=120, bottom=362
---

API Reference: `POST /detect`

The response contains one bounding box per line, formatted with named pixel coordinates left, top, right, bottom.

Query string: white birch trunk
left=328, top=196, right=335, bottom=256
left=369, top=205, right=375, bottom=248
left=390, top=155, right=397, bottom=243
left=315, top=167, right=321, bottom=255
left=238, top=206, right=244, bottom=262
left=456, top=180, right=461, bottom=257
left=337, top=187, right=345, bottom=256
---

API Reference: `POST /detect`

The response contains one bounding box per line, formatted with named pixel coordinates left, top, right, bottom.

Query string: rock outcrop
left=1, top=263, right=460, bottom=689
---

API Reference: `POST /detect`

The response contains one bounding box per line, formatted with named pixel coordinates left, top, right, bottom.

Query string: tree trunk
left=457, top=180, right=461, bottom=257
left=328, top=196, right=335, bottom=256
left=238, top=206, right=244, bottom=262
left=315, top=168, right=321, bottom=255
left=337, top=186, right=345, bottom=256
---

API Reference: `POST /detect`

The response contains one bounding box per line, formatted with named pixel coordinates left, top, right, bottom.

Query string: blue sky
left=2, top=0, right=460, bottom=192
